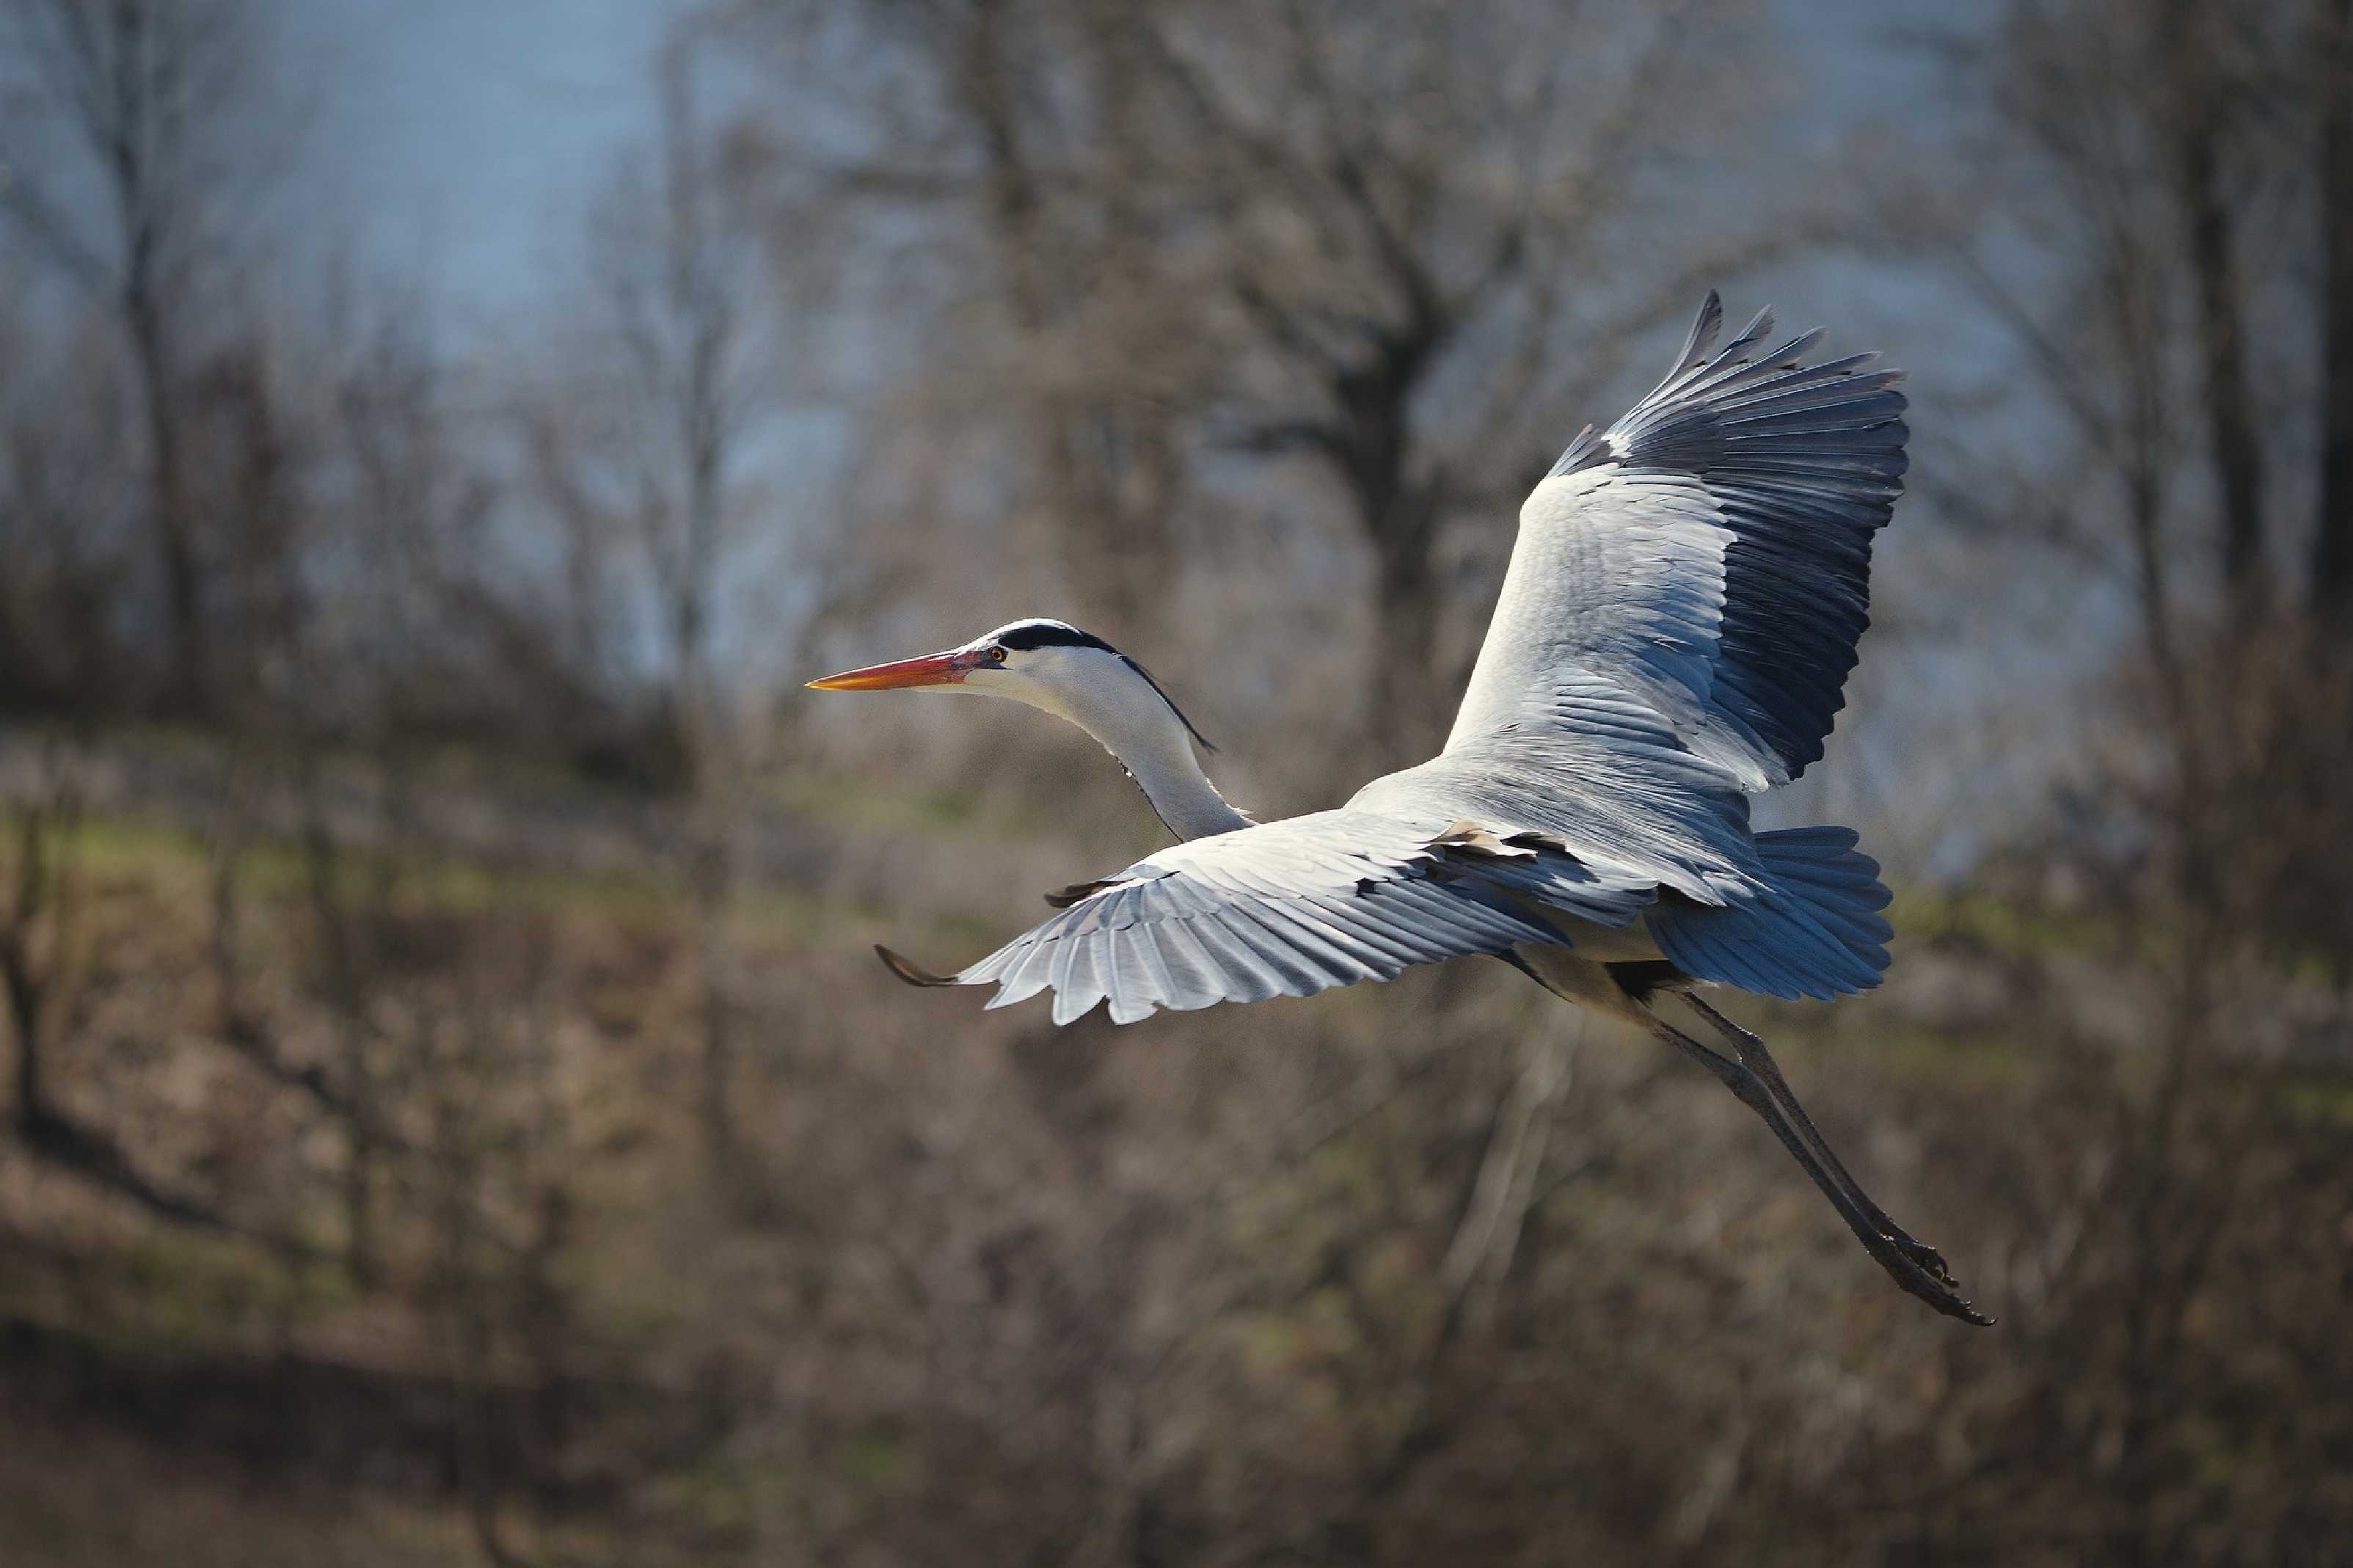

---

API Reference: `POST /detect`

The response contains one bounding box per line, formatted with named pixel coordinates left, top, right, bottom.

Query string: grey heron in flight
left=810, top=294, right=1987, bottom=1325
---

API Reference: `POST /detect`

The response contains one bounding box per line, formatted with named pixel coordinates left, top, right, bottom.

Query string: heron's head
left=806, top=617, right=1214, bottom=754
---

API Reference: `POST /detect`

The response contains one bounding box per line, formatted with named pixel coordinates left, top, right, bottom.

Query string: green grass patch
left=1889, top=886, right=2117, bottom=960
left=2283, top=1078, right=2353, bottom=1129
left=767, top=769, right=1065, bottom=843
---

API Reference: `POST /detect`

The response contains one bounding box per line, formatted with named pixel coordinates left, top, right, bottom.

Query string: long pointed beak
left=806, top=649, right=977, bottom=691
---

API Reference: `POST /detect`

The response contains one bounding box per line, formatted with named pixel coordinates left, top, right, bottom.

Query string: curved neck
left=1104, top=728, right=1253, bottom=842
left=1032, top=674, right=1252, bottom=842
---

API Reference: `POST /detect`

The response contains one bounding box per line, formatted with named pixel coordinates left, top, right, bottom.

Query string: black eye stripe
left=994, top=621, right=1112, bottom=653
left=988, top=620, right=1219, bottom=754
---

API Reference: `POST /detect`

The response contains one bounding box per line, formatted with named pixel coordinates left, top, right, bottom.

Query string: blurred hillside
left=3, top=0, right=2351, bottom=1563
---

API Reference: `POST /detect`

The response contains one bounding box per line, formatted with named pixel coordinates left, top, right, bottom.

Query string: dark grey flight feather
left=1506, top=289, right=1908, bottom=790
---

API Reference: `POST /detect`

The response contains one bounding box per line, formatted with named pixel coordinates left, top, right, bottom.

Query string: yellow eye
left=989, top=646, right=1008, bottom=663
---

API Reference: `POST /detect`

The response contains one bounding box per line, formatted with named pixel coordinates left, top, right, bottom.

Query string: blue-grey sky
left=273, top=0, right=690, bottom=332
left=268, top=0, right=1957, bottom=327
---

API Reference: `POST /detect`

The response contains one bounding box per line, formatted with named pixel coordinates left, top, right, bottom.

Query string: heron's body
left=1514, top=944, right=1662, bottom=1026
left=811, top=296, right=1989, bottom=1324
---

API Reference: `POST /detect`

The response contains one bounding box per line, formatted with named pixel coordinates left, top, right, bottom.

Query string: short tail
left=1649, top=826, right=1894, bottom=1002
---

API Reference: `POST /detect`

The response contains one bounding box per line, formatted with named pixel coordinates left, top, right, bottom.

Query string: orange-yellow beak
left=806, top=649, right=980, bottom=691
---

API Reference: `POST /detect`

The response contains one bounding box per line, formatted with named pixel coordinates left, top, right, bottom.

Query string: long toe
left=1863, top=1229, right=1993, bottom=1326
left=1894, top=1256, right=1992, bottom=1327
left=1926, top=1282, right=1994, bottom=1328
left=1887, top=1233, right=1957, bottom=1288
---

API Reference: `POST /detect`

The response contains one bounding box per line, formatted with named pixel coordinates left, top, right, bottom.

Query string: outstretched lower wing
left=883, top=809, right=1658, bottom=1026
left=1448, top=293, right=1908, bottom=791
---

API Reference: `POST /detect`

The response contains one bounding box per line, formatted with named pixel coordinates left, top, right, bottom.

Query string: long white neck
left=1015, top=656, right=1253, bottom=842
left=1097, top=721, right=1253, bottom=842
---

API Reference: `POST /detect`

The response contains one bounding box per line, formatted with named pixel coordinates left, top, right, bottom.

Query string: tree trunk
left=1327, top=316, right=1445, bottom=761
left=1370, top=497, right=1445, bottom=763
left=4, top=813, right=48, bottom=1121
left=2163, top=0, right=2266, bottom=610
left=125, top=221, right=207, bottom=713
left=2316, top=0, right=2353, bottom=628
left=98, top=0, right=210, bottom=714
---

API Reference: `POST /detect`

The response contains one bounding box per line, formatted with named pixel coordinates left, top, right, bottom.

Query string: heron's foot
left=1878, top=1227, right=1956, bottom=1288
left=1641, top=1004, right=1992, bottom=1325
left=1860, top=1221, right=1989, bottom=1325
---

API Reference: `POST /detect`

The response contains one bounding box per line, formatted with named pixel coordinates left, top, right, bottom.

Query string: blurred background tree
left=0, top=0, right=2348, bottom=1564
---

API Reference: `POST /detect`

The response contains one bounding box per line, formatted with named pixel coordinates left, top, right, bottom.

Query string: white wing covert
left=897, top=810, right=1660, bottom=1026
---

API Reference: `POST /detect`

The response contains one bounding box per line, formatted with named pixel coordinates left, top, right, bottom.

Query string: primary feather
left=1464, top=292, right=1908, bottom=790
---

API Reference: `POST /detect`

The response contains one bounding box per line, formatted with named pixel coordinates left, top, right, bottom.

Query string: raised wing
left=1447, top=293, right=1908, bottom=791
left=886, top=809, right=1659, bottom=1026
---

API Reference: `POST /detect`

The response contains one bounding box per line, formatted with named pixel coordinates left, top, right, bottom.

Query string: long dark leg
left=1613, top=963, right=1938, bottom=1262
left=1640, top=1008, right=1991, bottom=1326
left=1677, top=992, right=1960, bottom=1287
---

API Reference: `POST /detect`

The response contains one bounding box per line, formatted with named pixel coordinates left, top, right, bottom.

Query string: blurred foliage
left=1, top=0, right=2350, bottom=1564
